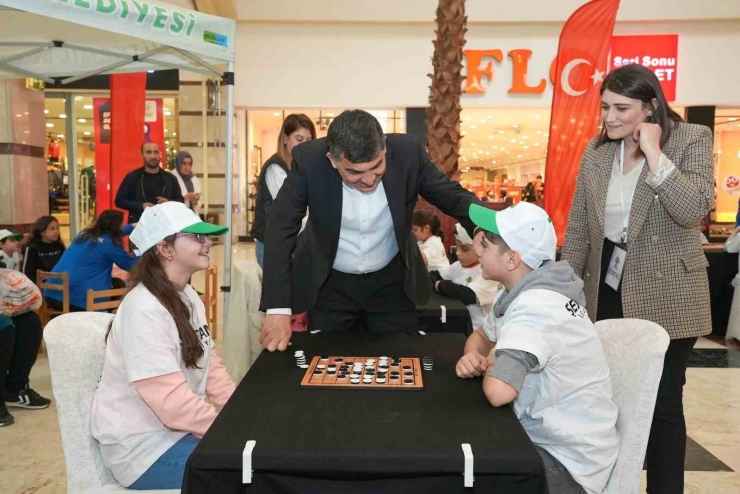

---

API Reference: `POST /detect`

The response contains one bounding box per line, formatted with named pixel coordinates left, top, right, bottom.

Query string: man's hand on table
left=456, top=351, right=490, bottom=378
left=260, top=314, right=292, bottom=352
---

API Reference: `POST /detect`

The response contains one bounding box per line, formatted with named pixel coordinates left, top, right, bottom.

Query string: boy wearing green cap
left=0, top=230, right=24, bottom=271
left=456, top=202, right=619, bottom=494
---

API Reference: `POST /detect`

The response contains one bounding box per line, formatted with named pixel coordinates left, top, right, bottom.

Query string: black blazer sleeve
left=115, top=173, right=143, bottom=217
left=260, top=156, right=309, bottom=311
left=415, top=140, right=480, bottom=233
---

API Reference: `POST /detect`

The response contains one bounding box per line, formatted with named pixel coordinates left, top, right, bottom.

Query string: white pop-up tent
left=0, top=0, right=238, bottom=316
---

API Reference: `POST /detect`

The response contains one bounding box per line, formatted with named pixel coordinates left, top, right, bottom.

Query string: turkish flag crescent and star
left=543, top=0, right=620, bottom=245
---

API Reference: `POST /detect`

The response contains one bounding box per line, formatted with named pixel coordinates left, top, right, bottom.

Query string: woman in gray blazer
left=562, top=64, right=714, bottom=494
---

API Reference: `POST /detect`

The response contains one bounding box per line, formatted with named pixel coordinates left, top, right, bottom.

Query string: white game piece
left=243, top=440, right=256, bottom=484
left=376, top=378, right=386, bottom=384
left=418, top=330, right=427, bottom=336
left=294, top=351, right=304, bottom=356
left=316, top=364, right=326, bottom=369
left=298, top=364, right=309, bottom=369
left=310, top=330, right=321, bottom=334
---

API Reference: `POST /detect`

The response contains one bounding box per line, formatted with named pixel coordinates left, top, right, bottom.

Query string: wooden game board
left=300, top=356, right=424, bottom=390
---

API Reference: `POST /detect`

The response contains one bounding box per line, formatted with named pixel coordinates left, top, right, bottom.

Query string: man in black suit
left=260, top=110, right=478, bottom=351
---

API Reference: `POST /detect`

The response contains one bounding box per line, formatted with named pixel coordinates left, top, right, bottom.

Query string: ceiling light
left=488, top=135, right=495, bottom=139
left=470, top=125, right=477, bottom=129
left=46, top=123, right=54, bottom=128
left=62, top=98, right=66, bottom=103
left=164, top=111, right=172, bottom=116
left=519, top=141, right=525, bottom=145
left=498, top=130, right=505, bottom=134
left=44, top=109, right=49, bottom=114
left=492, top=146, right=499, bottom=149
left=165, top=140, right=170, bottom=145
left=173, top=132, right=177, bottom=136
left=78, top=118, right=86, bottom=123
left=464, top=117, right=472, bottom=121
left=512, top=124, right=520, bottom=128
left=83, top=131, right=91, bottom=136
left=522, top=135, right=528, bottom=139
left=718, top=150, right=723, bottom=154
left=492, top=160, right=496, bottom=164
left=536, top=130, right=541, bottom=135
left=544, top=133, right=549, bottom=137
left=59, top=114, right=66, bottom=118
left=57, top=134, right=64, bottom=138
left=327, top=113, right=334, bottom=117
left=729, top=118, right=738, bottom=122
left=480, top=119, right=487, bottom=123
left=510, top=139, right=516, bottom=143
left=84, top=105, right=93, bottom=110
left=75, top=96, right=83, bottom=101
left=470, top=142, right=475, bottom=146
left=534, top=143, right=540, bottom=147
left=485, top=152, right=490, bottom=155
left=523, top=146, right=529, bottom=150
left=535, top=115, right=541, bottom=119
left=518, top=154, right=523, bottom=158
left=487, top=115, right=494, bottom=119
left=147, top=70, right=155, bottom=73
left=500, top=147, right=506, bottom=151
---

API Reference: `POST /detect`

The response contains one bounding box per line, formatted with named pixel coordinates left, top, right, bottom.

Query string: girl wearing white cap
left=429, top=224, right=500, bottom=330
left=91, top=201, right=236, bottom=490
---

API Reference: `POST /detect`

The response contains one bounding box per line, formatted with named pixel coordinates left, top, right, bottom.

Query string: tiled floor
left=2, top=242, right=740, bottom=493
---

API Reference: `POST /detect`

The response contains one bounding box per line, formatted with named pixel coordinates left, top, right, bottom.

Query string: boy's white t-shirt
left=91, top=283, right=213, bottom=487
left=437, top=261, right=499, bottom=329
left=0, top=250, right=19, bottom=270
left=482, top=289, right=620, bottom=494
left=418, top=235, right=450, bottom=272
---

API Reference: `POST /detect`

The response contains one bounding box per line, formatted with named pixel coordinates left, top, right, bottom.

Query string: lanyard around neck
left=618, top=140, right=645, bottom=244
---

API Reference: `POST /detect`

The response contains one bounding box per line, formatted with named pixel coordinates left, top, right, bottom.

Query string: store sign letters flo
left=463, top=35, right=678, bottom=101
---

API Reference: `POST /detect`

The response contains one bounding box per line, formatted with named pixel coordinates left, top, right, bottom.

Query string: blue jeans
left=129, top=434, right=199, bottom=490
left=255, top=240, right=265, bottom=269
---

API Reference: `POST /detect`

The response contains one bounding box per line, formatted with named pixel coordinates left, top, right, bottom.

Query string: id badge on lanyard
left=606, top=141, right=642, bottom=292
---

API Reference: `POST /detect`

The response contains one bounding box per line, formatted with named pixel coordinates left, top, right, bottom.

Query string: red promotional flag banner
left=543, top=0, right=620, bottom=245
left=110, top=72, right=147, bottom=223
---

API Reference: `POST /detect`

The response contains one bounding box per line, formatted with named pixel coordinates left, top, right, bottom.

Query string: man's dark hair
left=327, top=110, right=386, bottom=164
left=141, top=142, right=159, bottom=154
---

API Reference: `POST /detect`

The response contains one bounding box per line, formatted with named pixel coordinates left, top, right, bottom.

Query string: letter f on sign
left=463, top=50, right=504, bottom=94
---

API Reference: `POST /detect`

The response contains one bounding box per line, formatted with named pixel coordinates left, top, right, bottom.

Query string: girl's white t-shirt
left=419, top=235, right=450, bottom=272
left=437, top=262, right=500, bottom=329
left=91, top=283, right=213, bottom=487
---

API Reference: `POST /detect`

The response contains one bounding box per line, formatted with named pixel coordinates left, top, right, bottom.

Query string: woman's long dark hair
left=413, top=210, right=444, bottom=242
left=597, top=64, right=683, bottom=149
left=23, top=215, right=64, bottom=250
left=276, top=113, right=317, bottom=168
left=106, top=235, right=204, bottom=368
left=76, top=210, right=125, bottom=247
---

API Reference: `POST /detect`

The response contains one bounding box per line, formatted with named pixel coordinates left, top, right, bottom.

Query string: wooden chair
left=37, top=270, right=70, bottom=327
left=86, top=287, right=127, bottom=313
left=200, top=265, right=218, bottom=339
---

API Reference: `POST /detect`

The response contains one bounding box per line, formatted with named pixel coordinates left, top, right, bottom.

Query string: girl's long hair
left=76, top=210, right=125, bottom=247
left=23, top=215, right=64, bottom=250
left=106, top=235, right=204, bottom=368
left=276, top=113, right=317, bottom=168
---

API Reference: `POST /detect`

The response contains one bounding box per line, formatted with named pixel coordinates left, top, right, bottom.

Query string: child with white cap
left=0, top=229, right=24, bottom=270
left=429, top=223, right=500, bottom=330
left=91, top=201, right=236, bottom=490
left=456, top=202, right=619, bottom=494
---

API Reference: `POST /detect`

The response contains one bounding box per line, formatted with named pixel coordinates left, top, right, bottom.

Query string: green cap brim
left=181, top=222, right=229, bottom=236
left=4, top=234, right=24, bottom=241
left=468, top=203, right=500, bottom=235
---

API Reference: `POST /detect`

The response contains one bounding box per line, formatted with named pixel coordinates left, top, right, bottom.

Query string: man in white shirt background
left=259, top=110, right=480, bottom=351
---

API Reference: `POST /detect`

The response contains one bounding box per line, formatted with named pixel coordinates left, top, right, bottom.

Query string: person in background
left=429, top=223, right=500, bottom=330
left=115, top=142, right=184, bottom=225
left=44, top=210, right=137, bottom=313
left=1, top=272, right=51, bottom=427
left=533, top=175, right=544, bottom=206
left=412, top=210, right=450, bottom=272
left=22, top=216, right=65, bottom=284
left=171, top=151, right=202, bottom=213
left=562, top=64, right=714, bottom=493
left=0, top=230, right=24, bottom=270
left=723, top=226, right=740, bottom=343
left=251, top=114, right=316, bottom=269
left=486, top=190, right=496, bottom=202
left=91, top=202, right=235, bottom=490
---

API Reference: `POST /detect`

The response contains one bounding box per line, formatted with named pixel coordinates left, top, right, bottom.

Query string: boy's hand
left=456, top=351, right=490, bottom=378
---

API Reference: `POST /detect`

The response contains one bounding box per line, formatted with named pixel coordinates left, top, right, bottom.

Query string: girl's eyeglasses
left=175, top=232, right=210, bottom=244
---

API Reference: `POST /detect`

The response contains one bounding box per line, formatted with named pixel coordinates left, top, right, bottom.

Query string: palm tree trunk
left=426, top=0, right=467, bottom=175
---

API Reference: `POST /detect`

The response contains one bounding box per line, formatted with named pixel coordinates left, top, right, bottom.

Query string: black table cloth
left=183, top=332, right=546, bottom=494
left=416, top=292, right=472, bottom=335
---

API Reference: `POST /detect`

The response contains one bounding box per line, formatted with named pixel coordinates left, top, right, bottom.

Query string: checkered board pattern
left=300, top=356, right=424, bottom=390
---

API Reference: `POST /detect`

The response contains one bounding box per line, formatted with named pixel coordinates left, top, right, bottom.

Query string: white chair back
left=44, top=312, right=179, bottom=493
left=595, top=318, right=670, bottom=494
left=223, top=260, right=264, bottom=382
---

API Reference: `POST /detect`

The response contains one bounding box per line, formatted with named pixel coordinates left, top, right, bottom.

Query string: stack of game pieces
left=423, top=356, right=433, bottom=371
left=295, top=351, right=308, bottom=369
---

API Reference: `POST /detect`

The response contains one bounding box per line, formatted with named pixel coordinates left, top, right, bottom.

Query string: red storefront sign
left=610, top=35, right=678, bottom=101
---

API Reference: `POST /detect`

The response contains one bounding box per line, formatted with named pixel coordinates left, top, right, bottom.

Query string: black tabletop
left=416, top=292, right=472, bottom=335
left=183, top=332, right=546, bottom=494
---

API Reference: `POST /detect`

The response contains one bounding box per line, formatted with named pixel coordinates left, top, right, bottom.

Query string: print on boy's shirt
left=196, top=324, right=211, bottom=346
left=565, top=300, right=587, bottom=319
